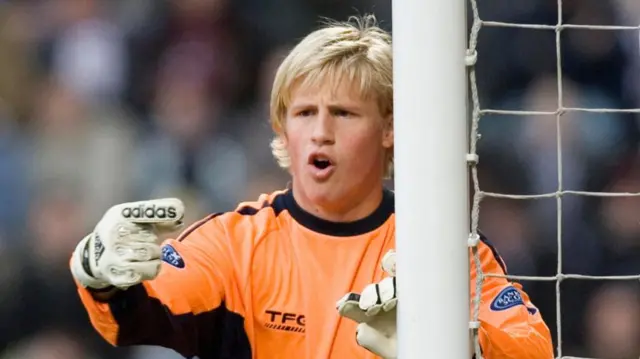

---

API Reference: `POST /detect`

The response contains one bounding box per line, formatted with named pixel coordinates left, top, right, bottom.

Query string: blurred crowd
left=0, top=0, right=638, bottom=358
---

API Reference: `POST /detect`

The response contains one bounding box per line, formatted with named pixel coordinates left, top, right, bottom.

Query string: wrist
left=88, top=285, right=120, bottom=302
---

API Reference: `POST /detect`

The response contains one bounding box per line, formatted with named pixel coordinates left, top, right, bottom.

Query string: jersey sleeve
left=470, top=234, right=553, bottom=359
left=74, top=215, right=251, bottom=358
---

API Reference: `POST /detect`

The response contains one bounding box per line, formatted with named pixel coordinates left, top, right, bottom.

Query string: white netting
left=466, top=1, right=640, bottom=358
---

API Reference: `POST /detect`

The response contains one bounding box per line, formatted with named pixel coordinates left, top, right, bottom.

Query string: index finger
left=113, top=198, right=185, bottom=225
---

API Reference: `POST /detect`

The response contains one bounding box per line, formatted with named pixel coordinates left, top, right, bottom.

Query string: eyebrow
left=289, top=101, right=363, bottom=112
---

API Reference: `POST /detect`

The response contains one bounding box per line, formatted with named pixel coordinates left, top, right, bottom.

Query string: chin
left=297, top=177, right=345, bottom=205
left=304, top=182, right=340, bottom=203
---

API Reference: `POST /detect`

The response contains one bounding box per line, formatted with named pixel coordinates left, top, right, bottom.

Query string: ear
left=381, top=114, right=394, bottom=149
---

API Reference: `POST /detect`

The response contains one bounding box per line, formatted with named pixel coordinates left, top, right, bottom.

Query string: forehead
left=288, top=73, right=377, bottom=108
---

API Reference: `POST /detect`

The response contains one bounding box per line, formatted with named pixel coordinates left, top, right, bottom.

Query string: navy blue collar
left=272, top=188, right=395, bottom=237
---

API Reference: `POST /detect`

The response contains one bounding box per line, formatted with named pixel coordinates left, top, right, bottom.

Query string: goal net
left=466, top=1, right=640, bottom=359
left=394, top=0, right=640, bottom=358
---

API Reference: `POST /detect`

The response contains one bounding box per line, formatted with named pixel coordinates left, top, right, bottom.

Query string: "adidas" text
left=121, top=205, right=178, bottom=220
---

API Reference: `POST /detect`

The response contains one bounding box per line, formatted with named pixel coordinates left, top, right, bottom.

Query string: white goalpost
left=392, top=0, right=471, bottom=358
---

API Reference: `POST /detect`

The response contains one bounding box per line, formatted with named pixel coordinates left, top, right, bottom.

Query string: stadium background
left=0, top=0, right=638, bottom=358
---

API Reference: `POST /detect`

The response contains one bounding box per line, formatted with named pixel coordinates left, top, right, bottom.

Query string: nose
left=311, top=109, right=335, bottom=145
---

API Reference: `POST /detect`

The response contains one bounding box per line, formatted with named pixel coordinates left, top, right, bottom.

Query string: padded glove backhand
left=337, top=250, right=398, bottom=359
left=70, top=198, right=185, bottom=290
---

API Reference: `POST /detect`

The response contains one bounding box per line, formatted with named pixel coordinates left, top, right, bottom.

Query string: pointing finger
left=111, top=199, right=185, bottom=228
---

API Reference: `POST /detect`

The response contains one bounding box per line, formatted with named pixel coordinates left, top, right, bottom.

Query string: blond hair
left=269, top=15, right=394, bottom=178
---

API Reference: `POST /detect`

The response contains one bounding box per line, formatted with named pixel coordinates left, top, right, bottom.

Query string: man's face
left=283, top=77, right=393, bottom=211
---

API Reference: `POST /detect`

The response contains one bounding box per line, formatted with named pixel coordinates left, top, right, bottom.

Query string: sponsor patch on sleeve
left=162, top=245, right=185, bottom=269
left=490, top=286, right=525, bottom=311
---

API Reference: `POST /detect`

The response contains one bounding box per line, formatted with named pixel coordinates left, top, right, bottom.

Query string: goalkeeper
left=69, top=15, right=553, bottom=359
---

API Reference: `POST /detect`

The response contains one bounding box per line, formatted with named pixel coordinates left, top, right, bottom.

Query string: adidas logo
left=121, top=205, right=179, bottom=220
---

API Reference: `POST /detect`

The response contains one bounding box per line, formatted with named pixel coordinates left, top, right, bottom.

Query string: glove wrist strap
left=71, top=234, right=111, bottom=289
left=81, top=235, right=96, bottom=278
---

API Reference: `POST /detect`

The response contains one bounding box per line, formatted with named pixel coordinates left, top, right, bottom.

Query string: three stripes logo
left=265, top=310, right=306, bottom=333
left=93, top=233, right=105, bottom=266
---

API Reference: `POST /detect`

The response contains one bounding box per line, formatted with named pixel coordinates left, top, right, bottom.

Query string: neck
left=292, top=182, right=385, bottom=223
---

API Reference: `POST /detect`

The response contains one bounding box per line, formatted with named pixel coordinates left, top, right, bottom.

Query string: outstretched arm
left=71, top=201, right=249, bottom=358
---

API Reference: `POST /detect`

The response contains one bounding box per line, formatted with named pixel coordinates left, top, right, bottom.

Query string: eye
left=333, top=109, right=354, bottom=118
left=296, top=109, right=315, bottom=117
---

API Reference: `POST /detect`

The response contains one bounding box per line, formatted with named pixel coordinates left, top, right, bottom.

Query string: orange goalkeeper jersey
left=75, top=188, right=553, bottom=359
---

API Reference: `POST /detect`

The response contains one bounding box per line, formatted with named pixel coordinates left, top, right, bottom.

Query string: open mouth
left=312, top=158, right=332, bottom=170
left=308, top=153, right=335, bottom=172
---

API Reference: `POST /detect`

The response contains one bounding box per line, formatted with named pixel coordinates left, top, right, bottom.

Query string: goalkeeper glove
left=337, top=250, right=397, bottom=359
left=70, top=198, right=185, bottom=290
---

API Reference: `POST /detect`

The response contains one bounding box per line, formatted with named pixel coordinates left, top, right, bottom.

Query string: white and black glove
left=337, top=250, right=397, bottom=359
left=70, top=199, right=185, bottom=290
